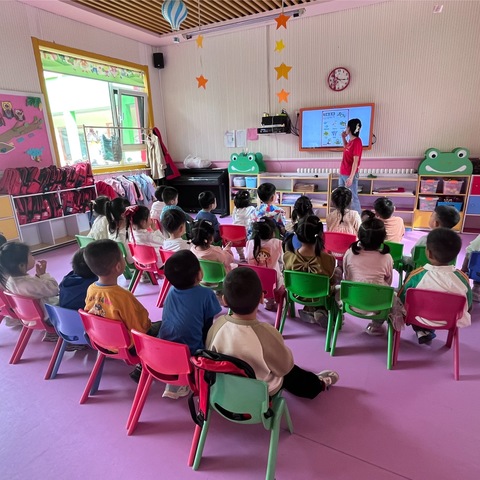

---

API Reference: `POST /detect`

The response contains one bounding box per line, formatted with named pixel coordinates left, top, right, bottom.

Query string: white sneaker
left=4, top=316, right=23, bottom=328
left=162, top=384, right=191, bottom=399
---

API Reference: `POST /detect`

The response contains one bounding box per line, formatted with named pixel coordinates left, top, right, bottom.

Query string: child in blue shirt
left=251, top=183, right=286, bottom=237
left=196, top=190, right=221, bottom=243
left=159, top=250, right=222, bottom=398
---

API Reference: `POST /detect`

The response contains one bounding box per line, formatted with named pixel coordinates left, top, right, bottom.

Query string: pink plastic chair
left=0, top=289, right=17, bottom=324
left=156, top=248, right=176, bottom=308
left=239, top=264, right=285, bottom=330
left=126, top=330, right=194, bottom=435
left=393, top=289, right=467, bottom=380
left=219, top=224, right=247, bottom=248
left=5, top=292, right=60, bottom=366
left=128, top=243, right=162, bottom=293
left=323, top=232, right=357, bottom=259
left=78, top=309, right=140, bottom=404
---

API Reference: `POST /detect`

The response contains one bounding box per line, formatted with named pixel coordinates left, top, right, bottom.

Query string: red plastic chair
left=156, top=248, right=176, bottom=308
left=323, top=232, right=357, bottom=259
left=126, top=330, right=194, bottom=435
left=393, top=289, right=467, bottom=380
left=128, top=243, right=162, bottom=294
left=239, top=264, right=285, bottom=329
left=219, top=224, right=247, bottom=248
left=5, top=292, right=60, bottom=365
left=0, top=289, right=17, bottom=324
left=78, top=309, right=140, bottom=404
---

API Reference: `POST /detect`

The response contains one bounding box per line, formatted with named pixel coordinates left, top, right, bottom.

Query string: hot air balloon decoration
left=161, top=0, right=188, bottom=31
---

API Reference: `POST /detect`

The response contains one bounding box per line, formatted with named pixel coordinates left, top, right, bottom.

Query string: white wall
left=158, top=0, right=480, bottom=163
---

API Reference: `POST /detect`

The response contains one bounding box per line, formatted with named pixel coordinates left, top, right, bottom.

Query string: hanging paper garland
left=274, top=6, right=291, bottom=103
left=195, top=2, right=208, bottom=89
left=161, top=0, right=188, bottom=31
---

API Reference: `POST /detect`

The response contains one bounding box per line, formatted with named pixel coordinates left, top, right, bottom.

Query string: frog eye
left=456, top=149, right=468, bottom=159
left=231, top=154, right=238, bottom=161
left=427, top=150, right=439, bottom=159
left=247, top=154, right=255, bottom=162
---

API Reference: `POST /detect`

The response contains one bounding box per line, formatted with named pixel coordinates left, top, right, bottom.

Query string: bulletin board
left=0, top=89, right=55, bottom=169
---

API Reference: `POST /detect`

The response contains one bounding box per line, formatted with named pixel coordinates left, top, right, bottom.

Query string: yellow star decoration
left=196, top=75, right=208, bottom=89
left=275, top=62, right=292, bottom=80
left=275, top=13, right=290, bottom=29
left=276, top=89, right=290, bottom=103
left=274, top=40, right=285, bottom=52
left=196, top=35, right=204, bottom=48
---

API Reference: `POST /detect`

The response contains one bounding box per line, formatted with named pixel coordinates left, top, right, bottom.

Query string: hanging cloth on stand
left=152, top=127, right=180, bottom=180
left=146, top=132, right=165, bottom=180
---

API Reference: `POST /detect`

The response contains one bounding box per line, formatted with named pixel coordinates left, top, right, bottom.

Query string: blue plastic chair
left=468, top=251, right=480, bottom=282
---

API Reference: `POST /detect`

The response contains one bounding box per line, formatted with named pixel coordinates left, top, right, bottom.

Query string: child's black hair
left=84, top=239, right=122, bottom=277
left=426, top=228, right=462, bottom=265
left=250, top=218, right=276, bottom=259
left=223, top=267, right=263, bottom=315
left=351, top=218, right=390, bottom=255
left=233, top=190, right=251, bottom=209
left=361, top=209, right=375, bottom=222
left=90, top=195, right=110, bottom=216
left=164, top=250, right=201, bottom=290
left=373, top=197, right=395, bottom=220
left=191, top=219, right=214, bottom=247
left=198, top=191, right=216, bottom=210
left=434, top=205, right=460, bottom=229
left=347, top=118, right=362, bottom=138
left=291, top=196, right=313, bottom=223
left=162, top=209, right=186, bottom=234
left=162, top=186, right=178, bottom=205
left=72, top=248, right=96, bottom=278
left=257, top=183, right=276, bottom=203
left=105, top=197, right=130, bottom=237
left=154, top=185, right=167, bottom=202
left=331, top=187, right=353, bottom=224
left=0, top=234, right=7, bottom=248
left=290, top=215, right=325, bottom=256
left=128, top=205, right=150, bottom=228
left=0, top=241, right=30, bottom=287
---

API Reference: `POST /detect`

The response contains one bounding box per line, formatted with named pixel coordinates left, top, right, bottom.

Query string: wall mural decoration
left=0, top=90, right=55, bottom=169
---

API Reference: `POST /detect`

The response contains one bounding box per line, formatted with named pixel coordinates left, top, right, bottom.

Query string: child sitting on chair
left=364, top=197, right=405, bottom=243
left=232, top=190, right=255, bottom=262
left=87, top=195, right=110, bottom=239
left=162, top=209, right=191, bottom=252
left=251, top=183, right=286, bottom=237
left=196, top=191, right=221, bottom=244
left=150, top=185, right=166, bottom=225
left=159, top=186, right=194, bottom=235
left=159, top=250, right=222, bottom=399
left=326, top=187, right=361, bottom=236
left=207, top=267, right=339, bottom=398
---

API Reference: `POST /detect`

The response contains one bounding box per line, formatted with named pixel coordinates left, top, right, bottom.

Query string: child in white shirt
left=162, top=209, right=191, bottom=252
left=232, top=190, right=255, bottom=262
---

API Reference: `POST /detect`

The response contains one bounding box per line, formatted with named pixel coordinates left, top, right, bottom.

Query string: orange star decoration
left=275, top=62, right=292, bottom=80
left=196, top=35, right=204, bottom=48
left=274, top=40, right=285, bottom=52
left=277, top=89, right=290, bottom=103
left=275, top=13, right=290, bottom=29
left=196, top=75, right=208, bottom=89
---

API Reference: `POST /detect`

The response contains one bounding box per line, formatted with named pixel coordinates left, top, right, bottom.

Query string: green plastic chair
left=329, top=281, right=395, bottom=369
left=384, top=241, right=404, bottom=288
left=116, top=241, right=140, bottom=289
left=279, top=270, right=335, bottom=339
left=412, top=245, right=456, bottom=269
left=192, top=373, right=293, bottom=480
left=198, top=259, right=226, bottom=291
left=75, top=235, right=95, bottom=248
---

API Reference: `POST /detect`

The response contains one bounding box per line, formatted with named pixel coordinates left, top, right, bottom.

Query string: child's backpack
left=188, top=349, right=256, bottom=428
left=0, top=168, right=22, bottom=195
left=24, top=167, right=41, bottom=194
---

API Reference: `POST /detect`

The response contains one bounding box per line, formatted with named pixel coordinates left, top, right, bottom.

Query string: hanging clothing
left=152, top=127, right=180, bottom=180
left=146, top=133, right=166, bottom=180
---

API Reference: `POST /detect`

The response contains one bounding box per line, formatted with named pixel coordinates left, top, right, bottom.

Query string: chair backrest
left=219, top=225, right=247, bottom=247
left=324, top=232, right=357, bottom=257
left=4, top=292, right=46, bottom=329
left=283, top=270, right=330, bottom=299
left=340, top=281, right=394, bottom=320
left=75, top=235, right=95, bottom=248
left=0, top=289, right=17, bottom=320
left=199, top=259, right=226, bottom=284
left=129, top=243, right=158, bottom=271
left=78, top=309, right=137, bottom=361
left=413, top=245, right=456, bottom=268
left=131, top=330, right=192, bottom=385
left=239, top=264, right=277, bottom=298
left=384, top=241, right=404, bottom=263
left=44, top=304, right=87, bottom=344
left=158, top=247, right=175, bottom=265
left=468, top=251, right=480, bottom=282
left=404, top=288, right=466, bottom=330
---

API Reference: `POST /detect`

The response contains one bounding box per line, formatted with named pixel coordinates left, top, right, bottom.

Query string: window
left=32, top=38, right=154, bottom=173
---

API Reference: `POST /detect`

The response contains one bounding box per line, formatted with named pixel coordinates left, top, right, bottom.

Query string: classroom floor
left=1, top=228, right=479, bottom=480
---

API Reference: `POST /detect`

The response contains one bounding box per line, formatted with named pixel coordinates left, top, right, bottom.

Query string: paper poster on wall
left=224, top=130, right=235, bottom=148
left=0, top=90, right=55, bottom=169
left=235, top=129, right=247, bottom=148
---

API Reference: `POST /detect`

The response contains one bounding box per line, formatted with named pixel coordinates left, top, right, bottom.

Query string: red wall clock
left=327, top=67, right=351, bottom=91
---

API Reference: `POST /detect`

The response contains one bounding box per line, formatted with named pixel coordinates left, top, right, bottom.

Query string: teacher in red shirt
left=339, top=118, right=363, bottom=214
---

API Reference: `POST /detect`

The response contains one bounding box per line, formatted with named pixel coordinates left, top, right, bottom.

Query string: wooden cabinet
left=0, top=195, right=20, bottom=241
left=464, top=175, right=480, bottom=234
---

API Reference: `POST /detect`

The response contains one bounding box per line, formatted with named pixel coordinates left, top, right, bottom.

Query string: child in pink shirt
left=370, top=197, right=405, bottom=243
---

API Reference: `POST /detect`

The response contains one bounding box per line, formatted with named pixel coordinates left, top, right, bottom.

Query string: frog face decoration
left=418, top=148, right=473, bottom=175
left=228, top=152, right=266, bottom=174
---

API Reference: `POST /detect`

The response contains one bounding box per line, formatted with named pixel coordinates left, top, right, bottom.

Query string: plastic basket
left=420, top=179, right=439, bottom=194
left=443, top=180, right=463, bottom=195
left=437, top=201, right=463, bottom=212
left=419, top=196, right=438, bottom=211
left=245, top=177, right=257, bottom=188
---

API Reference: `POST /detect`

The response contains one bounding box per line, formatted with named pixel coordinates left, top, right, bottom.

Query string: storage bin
left=466, top=196, right=480, bottom=214
left=233, top=177, right=246, bottom=187
left=419, top=196, right=438, bottom=211
left=443, top=179, right=463, bottom=194
left=437, top=201, right=463, bottom=212
left=420, top=179, right=439, bottom=194
left=245, top=177, right=257, bottom=188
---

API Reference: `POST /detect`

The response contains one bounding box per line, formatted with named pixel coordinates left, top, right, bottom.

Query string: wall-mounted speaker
left=153, top=52, right=164, bottom=69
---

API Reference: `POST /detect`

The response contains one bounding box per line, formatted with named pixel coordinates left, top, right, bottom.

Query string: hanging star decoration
left=196, top=75, right=208, bottom=89
left=275, top=62, right=292, bottom=80
left=274, top=40, right=285, bottom=52
left=276, top=89, right=290, bottom=103
left=196, top=35, right=204, bottom=48
left=275, top=13, right=290, bottom=29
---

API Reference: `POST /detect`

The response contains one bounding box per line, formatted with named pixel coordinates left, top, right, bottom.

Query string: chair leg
left=188, top=425, right=202, bottom=467
left=274, top=295, right=284, bottom=331
left=454, top=331, right=459, bottom=381
left=325, top=309, right=335, bottom=352
left=80, top=352, right=106, bottom=404
left=392, top=331, right=401, bottom=366
left=266, top=400, right=284, bottom=480
left=192, top=413, right=211, bottom=470
left=278, top=300, right=289, bottom=334
left=45, top=337, right=65, bottom=379
left=147, top=271, right=158, bottom=286
left=329, top=311, right=342, bottom=356
left=282, top=401, right=294, bottom=434
left=126, top=367, right=148, bottom=429
left=89, top=356, right=105, bottom=395
left=127, top=374, right=153, bottom=435
left=129, top=269, right=141, bottom=293
left=387, top=322, right=394, bottom=370
left=9, top=327, right=33, bottom=364
left=156, top=280, right=171, bottom=308
left=445, top=328, right=455, bottom=349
